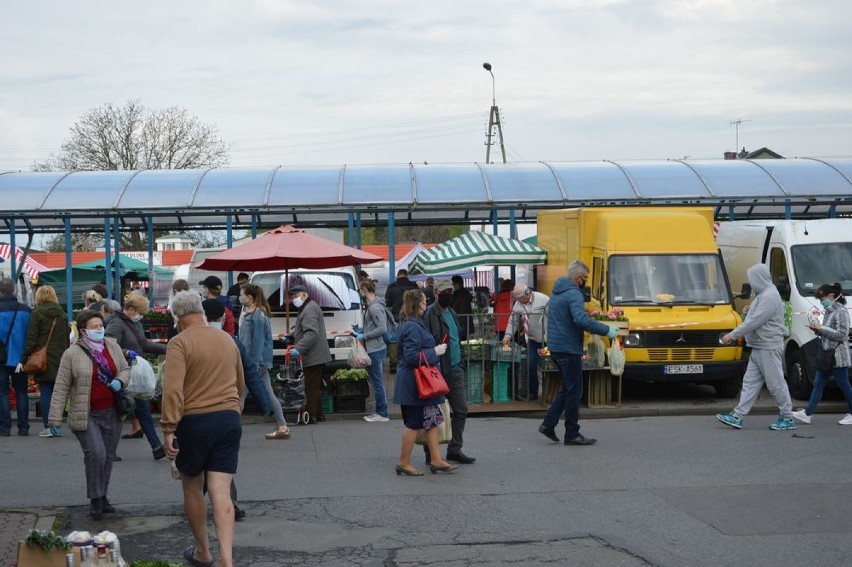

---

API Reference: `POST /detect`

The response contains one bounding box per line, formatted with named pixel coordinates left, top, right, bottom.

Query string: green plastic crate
left=321, top=395, right=334, bottom=415
left=466, top=360, right=484, bottom=404
left=492, top=362, right=511, bottom=403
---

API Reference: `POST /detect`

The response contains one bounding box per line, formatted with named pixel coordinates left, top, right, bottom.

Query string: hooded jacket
left=362, top=296, right=389, bottom=354
left=729, top=264, right=784, bottom=349
left=23, top=302, right=69, bottom=383
left=0, top=295, right=31, bottom=367
left=292, top=298, right=332, bottom=368
left=546, top=276, right=610, bottom=355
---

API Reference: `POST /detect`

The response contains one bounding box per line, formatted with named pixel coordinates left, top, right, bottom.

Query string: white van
left=716, top=219, right=852, bottom=399
left=250, top=267, right=363, bottom=369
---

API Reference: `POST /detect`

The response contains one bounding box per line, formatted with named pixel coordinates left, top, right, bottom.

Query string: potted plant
left=588, top=307, right=629, bottom=335
left=332, top=368, right=369, bottom=397
left=17, top=529, right=72, bottom=566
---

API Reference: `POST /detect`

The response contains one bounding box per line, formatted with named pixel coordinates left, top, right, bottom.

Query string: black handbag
left=817, top=346, right=836, bottom=374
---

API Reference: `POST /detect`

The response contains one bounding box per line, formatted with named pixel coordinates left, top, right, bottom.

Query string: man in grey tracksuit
left=716, top=264, right=795, bottom=430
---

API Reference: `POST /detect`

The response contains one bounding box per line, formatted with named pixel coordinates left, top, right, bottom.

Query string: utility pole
left=483, top=62, right=506, bottom=164
left=730, top=118, right=752, bottom=152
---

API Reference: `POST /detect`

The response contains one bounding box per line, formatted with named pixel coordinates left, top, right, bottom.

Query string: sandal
left=265, top=426, right=291, bottom=440
left=183, top=544, right=214, bottom=567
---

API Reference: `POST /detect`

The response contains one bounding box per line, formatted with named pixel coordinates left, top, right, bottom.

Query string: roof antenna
left=803, top=220, right=809, bottom=236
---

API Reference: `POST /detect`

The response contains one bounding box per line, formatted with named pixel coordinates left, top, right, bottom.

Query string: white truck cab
left=716, top=219, right=852, bottom=399
left=250, top=267, right=362, bottom=370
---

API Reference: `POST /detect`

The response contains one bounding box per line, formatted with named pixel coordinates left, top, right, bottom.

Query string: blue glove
left=108, top=379, right=122, bottom=392
left=606, top=326, right=618, bottom=340
left=49, top=426, right=62, bottom=437
left=290, top=348, right=300, bottom=357
left=126, top=350, right=138, bottom=360
left=352, top=326, right=363, bottom=334
left=355, top=333, right=365, bottom=341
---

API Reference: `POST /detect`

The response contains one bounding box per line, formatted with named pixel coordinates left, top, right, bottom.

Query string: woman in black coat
left=392, top=289, right=458, bottom=476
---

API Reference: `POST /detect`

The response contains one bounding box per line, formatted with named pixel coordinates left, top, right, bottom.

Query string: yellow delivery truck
left=537, top=207, right=745, bottom=396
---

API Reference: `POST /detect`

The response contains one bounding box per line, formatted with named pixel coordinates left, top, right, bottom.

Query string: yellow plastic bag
left=608, top=337, right=625, bottom=376
left=586, top=334, right=606, bottom=368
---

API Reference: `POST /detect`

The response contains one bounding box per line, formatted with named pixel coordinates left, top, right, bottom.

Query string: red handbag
left=414, top=351, right=450, bottom=399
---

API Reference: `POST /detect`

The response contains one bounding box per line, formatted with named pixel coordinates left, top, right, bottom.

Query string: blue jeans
left=38, top=382, right=54, bottom=429
left=0, top=365, right=29, bottom=432
left=134, top=397, right=162, bottom=449
left=526, top=338, right=542, bottom=399
left=542, top=352, right=583, bottom=440
left=368, top=348, right=388, bottom=417
left=805, top=366, right=852, bottom=415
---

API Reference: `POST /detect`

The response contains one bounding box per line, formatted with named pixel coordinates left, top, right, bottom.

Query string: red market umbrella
left=195, top=225, right=383, bottom=272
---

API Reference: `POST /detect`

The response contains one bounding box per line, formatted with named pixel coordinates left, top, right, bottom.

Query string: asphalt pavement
left=3, top=387, right=852, bottom=566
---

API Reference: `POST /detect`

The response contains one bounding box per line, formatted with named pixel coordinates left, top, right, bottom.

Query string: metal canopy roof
left=1, top=158, right=850, bottom=233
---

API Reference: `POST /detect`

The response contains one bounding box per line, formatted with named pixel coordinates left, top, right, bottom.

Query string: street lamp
left=482, top=62, right=506, bottom=164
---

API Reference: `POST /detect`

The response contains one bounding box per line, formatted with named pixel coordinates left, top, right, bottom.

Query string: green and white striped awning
left=408, top=231, right=547, bottom=274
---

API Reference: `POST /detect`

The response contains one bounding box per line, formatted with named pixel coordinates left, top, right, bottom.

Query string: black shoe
left=389, top=365, right=397, bottom=374
left=0, top=430, right=10, bottom=437
left=316, top=415, right=326, bottom=423
left=152, top=445, right=166, bottom=460
left=113, top=455, right=123, bottom=462
left=100, top=497, right=116, bottom=514
left=234, top=505, right=246, bottom=521
left=446, top=451, right=476, bottom=464
left=18, top=429, right=29, bottom=436
left=89, top=498, right=103, bottom=520
left=539, top=424, right=559, bottom=442
left=121, top=430, right=143, bottom=439
left=565, top=434, right=597, bottom=446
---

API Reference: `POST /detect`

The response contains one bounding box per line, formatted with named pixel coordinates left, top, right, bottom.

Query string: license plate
left=664, top=364, right=703, bottom=375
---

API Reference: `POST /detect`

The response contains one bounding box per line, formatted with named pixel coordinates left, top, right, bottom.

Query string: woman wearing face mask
left=286, top=284, right=332, bottom=424
left=104, top=293, right=167, bottom=459
left=792, top=282, right=852, bottom=425
left=48, top=310, right=129, bottom=520
left=240, top=284, right=290, bottom=439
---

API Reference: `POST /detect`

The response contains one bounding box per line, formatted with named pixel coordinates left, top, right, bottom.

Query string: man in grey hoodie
left=716, top=263, right=796, bottom=430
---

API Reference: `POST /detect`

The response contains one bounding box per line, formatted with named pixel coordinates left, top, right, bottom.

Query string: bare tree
left=33, top=100, right=230, bottom=249
left=183, top=230, right=229, bottom=249
left=42, top=233, right=102, bottom=253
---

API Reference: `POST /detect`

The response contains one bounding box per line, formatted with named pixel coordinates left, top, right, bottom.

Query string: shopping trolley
left=277, top=354, right=310, bottom=424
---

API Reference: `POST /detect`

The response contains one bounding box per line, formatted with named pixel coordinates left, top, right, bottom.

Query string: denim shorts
left=175, top=410, right=242, bottom=477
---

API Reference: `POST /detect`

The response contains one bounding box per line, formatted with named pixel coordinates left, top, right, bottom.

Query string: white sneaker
left=838, top=414, right=852, bottom=425
left=38, top=428, right=53, bottom=438
left=363, top=414, right=390, bottom=422
left=791, top=409, right=811, bottom=424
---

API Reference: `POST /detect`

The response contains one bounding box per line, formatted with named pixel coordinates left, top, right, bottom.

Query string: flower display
left=656, top=293, right=675, bottom=302
left=588, top=307, right=628, bottom=322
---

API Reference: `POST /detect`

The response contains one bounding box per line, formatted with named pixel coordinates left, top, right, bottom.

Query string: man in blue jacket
left=0, top=278, right=32, bottom=436
left=539, top=261, right=618, bottom=446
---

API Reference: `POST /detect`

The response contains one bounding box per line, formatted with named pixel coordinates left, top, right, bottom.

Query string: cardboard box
left=16, top=541, right=80, bottom=567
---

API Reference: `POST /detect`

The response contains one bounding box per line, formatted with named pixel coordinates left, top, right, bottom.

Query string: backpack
left=381, top=306, right=398, bottom=345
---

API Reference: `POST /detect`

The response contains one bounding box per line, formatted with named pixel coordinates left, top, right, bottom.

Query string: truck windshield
left=252, top=271, right=360, bottom=312
left=791, top=243, right=852, bottom=295
left=609, top=254, right=731, bottom=305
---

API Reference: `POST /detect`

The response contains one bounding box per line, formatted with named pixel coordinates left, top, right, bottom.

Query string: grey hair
left=0, top=278, right=13, bottom=296
left=567, top=260, right=590, bottom=279
left=512, top=283, right=530, bottom=298
left=105, top=299, right=122, bottom=314
left=170, top=290, right=204, bottom=319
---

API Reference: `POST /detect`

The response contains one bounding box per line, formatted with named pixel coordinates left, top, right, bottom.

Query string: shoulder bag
left=22, top=317, right=57, bottom=374
left=817, top=344, right=836, bottom=374
left=414, top=351, right=450, bottom=399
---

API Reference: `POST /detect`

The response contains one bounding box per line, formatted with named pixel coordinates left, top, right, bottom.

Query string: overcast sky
left=2, top=0, right=851, bottom=172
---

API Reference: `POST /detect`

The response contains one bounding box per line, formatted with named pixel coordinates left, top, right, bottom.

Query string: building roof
left=359, top=243, right=436, bottom=261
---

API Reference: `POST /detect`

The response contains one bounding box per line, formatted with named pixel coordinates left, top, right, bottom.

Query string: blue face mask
left=86, top=329, right=105, bottom=342
left=822, top=298, right=833, bottom=309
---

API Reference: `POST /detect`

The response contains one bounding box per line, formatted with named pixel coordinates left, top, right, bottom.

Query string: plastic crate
left=492, top=362, right=511, bottom=403
left=321, top=395, right=335, bottom=415
left=336, top=379, right=369, bottom=397
left=490, top=345, right=524, bottom=363
left=334, top=395, right=366, bottom=413
left=466, top=360, right=485, bottom=404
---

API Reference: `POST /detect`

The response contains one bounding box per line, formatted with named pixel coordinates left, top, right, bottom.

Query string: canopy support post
left=147, top=216, right=155, bottom=298
left=104, top=217, right=113, bottom=300
left=65, top=218, right=73, bottom=319
left=347, top=212, right=354, bottom=248
left=509, top=208, right=517, bottom=283
left=226, top=212, right=234, bottom=289
left=113, top=217, right=121, bottom=301
left=356, top=212, right=362, bottom=248
left=388, top=212, right=396, bottom=282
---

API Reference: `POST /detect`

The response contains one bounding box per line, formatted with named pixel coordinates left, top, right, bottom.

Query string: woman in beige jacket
left=49, top=310, right=129, bottom=520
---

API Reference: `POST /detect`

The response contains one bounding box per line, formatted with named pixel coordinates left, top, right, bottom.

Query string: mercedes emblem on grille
left=676, top=333, right=687, bottom=344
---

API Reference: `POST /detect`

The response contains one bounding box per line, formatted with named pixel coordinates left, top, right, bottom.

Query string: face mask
left=292, top=296, right=304, bottom=309
left=359, top=294, right=366, bottom=302
left=239, top=296, right=250, bottom=306
left=822, top=298, right=833, bottom=308
left=209, top=321, right=223, bottom=330
left=131, top=314, right=143, bottom=322
left=86, top=329, right=105, bottom=342
left=437, top=294, right=453, bottom=308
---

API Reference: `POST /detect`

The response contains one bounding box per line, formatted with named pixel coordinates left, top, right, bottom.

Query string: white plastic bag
left=348, top=342, right=372, bottom=369
left=129, top=356, right=157, bottom=398
left=608, top=337, right=625, bottom=377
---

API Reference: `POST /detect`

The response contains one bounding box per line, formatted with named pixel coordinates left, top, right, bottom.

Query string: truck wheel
left=714, top=377, right=741, bottom=398
left=787, top=351, right=813, bottom=401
